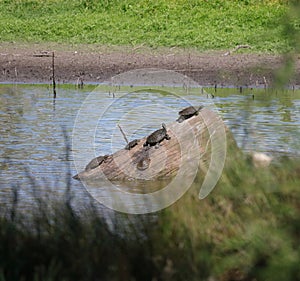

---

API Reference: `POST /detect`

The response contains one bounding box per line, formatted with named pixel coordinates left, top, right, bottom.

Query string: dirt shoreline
left=1, top=43, right=300, bottom=87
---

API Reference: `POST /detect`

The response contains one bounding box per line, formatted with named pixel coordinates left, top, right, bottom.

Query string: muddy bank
left=1, top=43, right=299, bottom=87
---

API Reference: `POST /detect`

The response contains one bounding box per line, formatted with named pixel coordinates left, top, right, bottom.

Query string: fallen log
left=73, top=108, right=238, bottom=183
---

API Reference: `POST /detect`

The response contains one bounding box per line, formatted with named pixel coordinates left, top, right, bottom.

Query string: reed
left=0, top=141, right=299, bottom=280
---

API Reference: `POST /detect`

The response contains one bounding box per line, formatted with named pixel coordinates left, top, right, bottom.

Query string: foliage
left=274, top=0, right=300, bottom=86
left=0, top=145, right=299, bottom=280
left=160, top=148, right=300, bottom=280
left=0, top=0, right=288, bottom=52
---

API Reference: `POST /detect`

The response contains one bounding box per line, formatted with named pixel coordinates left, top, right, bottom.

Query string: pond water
left=0, top=83, right=299, bottom=213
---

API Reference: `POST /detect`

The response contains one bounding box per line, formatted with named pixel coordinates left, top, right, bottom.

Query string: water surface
left=0, top=84, right=299, bottom=211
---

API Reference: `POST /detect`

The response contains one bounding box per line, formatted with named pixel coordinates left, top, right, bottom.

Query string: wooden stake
left=52, top=52, right=56, bottom=98
left=263, top=76, right=268, bottom=90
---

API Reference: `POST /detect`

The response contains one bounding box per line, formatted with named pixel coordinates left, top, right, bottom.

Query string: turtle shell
left=146, top=128, right=166, bottom=145
left=137, top=156, right=151, bottom=170
left=125, top=139, right=139, bottom=150
left=179, top=105, right=202, bottom=116
left=144, top=123, right=169, bottom=146
left=85, top=155, right=108, bottom=171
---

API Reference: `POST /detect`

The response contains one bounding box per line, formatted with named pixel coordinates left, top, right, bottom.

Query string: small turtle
left=125, top=139, right=139, bottom=150
left=176, top=105, right=203, bottom=123
left=143, top=123, right=171, bottom=148
left=85, top=155, right=108, bottom=171
left=137, top=156, right=151, bottom=171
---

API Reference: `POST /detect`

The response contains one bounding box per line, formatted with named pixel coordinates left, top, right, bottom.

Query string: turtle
left=125, top=139, right=140, bottom=150
left=136, top=149, right=151, bottom=170
left=137, top=156, right=151, bottom=171
left=85, top=155, right=108, bottom=171
left=143, top=123, right=171, bottom=148
left=176, top=105, right=203, bottom=123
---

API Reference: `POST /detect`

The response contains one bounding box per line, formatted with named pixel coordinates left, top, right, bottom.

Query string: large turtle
left=85, top=155, right=108, bottom=171
left=125, top=139, right=140, bottom=150
left=143, top=123, right=171, bottom=148
left=176, top=105, right=203, bottom=123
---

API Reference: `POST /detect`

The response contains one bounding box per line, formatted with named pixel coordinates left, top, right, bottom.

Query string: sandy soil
left=1, top=43, right=299, bottom=87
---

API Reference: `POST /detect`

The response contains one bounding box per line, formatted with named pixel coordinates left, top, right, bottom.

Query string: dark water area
left=0, top=83, right=299, bottom=213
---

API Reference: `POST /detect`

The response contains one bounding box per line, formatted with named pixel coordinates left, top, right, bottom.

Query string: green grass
left=0, top=0, right=291, bottom=52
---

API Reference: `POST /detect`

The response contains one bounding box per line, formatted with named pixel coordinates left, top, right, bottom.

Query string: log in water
left=73, top=108, right=238, bottom=182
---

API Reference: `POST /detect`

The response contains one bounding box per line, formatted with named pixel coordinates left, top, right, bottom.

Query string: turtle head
left=162, top=123, right=167, bottom=130
left=197, top=105, right=204, bottom=112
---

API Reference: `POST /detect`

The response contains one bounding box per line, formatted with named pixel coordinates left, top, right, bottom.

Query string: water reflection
left=212, top=89, right=300, bottom=155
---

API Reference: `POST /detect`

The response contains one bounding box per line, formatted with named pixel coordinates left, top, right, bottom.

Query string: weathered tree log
left=73, top=108, right=238, bottom=182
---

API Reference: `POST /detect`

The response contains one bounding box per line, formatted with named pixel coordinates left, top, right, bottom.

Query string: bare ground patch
left=1, top=43, right=299, bottom=87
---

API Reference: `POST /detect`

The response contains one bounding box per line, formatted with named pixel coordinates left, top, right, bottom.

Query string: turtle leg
left=155, top=143, right=160, bottom=149
left=144, top=145, right=151, bottom=151
left=177, top=116, right=185, bottom=123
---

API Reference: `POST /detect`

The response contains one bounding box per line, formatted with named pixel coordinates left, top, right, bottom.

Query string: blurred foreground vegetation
left=0, top=0, right=292, bottom=52
left=1, top=146, right=299, bottom=281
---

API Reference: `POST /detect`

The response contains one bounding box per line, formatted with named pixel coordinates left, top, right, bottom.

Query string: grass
left=0, top=0, right=291, bottom=52
left=0, top=138, right=300, bottom=280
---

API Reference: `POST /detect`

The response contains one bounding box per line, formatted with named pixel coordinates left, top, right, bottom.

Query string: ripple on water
left=0, top=85, right=299, bottom=211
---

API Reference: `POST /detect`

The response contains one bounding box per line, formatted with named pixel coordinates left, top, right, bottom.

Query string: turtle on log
left=176, top=105, right=203, bottom=123
left=143, top=123, right=171, bottom=148
left=137, top=156, right=151, bottom=171
left=125, top=139, right=139, bottom=150
left=85, top=155, right=109, bottom=171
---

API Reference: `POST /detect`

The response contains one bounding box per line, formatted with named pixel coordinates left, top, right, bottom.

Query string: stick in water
left=52, top=52, right=56, bottom=98
left=117, top=124, right=129, bottom=144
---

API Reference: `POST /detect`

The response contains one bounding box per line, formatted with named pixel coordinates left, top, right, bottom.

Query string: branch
left=223, top=45, right=251, bottom=56
left=117, top=124, right=129, bottom=144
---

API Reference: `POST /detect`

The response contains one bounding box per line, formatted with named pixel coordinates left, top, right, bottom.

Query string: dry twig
left=223, top=45, right=251, bottom=56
